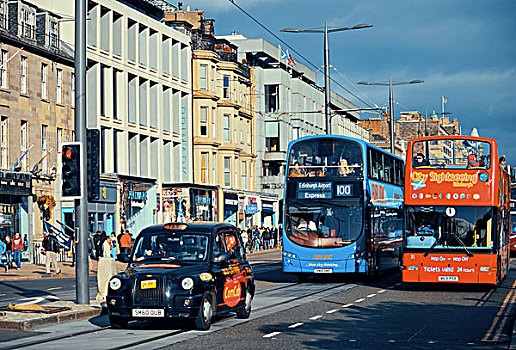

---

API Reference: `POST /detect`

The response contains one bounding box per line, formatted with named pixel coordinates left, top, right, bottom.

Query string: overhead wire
left=228, top=0, right=375, bottom=109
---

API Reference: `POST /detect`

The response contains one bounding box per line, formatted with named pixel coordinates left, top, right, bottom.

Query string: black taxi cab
left=106, top=223, right=255, bottom=330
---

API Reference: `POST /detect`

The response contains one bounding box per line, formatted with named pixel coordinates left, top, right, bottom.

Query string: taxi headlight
left=181, top=277, right=194, bottom=290
left=109, top=277, right=122, bottom=290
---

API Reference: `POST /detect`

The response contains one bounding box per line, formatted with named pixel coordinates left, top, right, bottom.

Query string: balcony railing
left=191, top=35, right=215, bottom=51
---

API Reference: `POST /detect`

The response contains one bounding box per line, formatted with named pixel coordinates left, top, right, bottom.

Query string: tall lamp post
left=281, top=23, right=372, bottom=134
left=358, top=78, right=423, bottom=154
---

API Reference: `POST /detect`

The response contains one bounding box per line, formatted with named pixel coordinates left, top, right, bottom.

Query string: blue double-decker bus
left=282, top=135, right=404, bottom=278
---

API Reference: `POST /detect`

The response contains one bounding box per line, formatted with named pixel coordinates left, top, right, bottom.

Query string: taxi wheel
left=109, top=315, right=128, bottom=329
left=236, top=290, right=252, bottom=319
left=195, top=292, right=213, bottom=330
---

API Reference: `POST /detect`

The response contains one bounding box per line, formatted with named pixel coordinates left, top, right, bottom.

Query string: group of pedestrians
left=0, top=233, right=24, bottom=272
left=240, top=225, right=281, bottom=253
left=88, top=229, right=133, bottom=262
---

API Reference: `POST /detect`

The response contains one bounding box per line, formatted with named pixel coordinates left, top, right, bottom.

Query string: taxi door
left=212, top=228, right=245, bottom=313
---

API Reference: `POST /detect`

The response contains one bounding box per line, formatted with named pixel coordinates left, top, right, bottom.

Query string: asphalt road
left=0, top=251, right=515, bottom=350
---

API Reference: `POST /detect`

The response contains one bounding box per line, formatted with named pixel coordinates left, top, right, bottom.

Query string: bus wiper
left=450, top=232, right=474, bottom=257
left=423, top=238, right=441, bottom=257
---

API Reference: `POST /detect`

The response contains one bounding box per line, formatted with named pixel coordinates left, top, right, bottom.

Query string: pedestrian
left=240, top=229, right=248, bottom=253
left=92, top=230, right=101, bottom=260
left=12, top=232, right=23, bottom=270
left=253, top=226, right=261, bottom=252
left=0, top=237, right=8, bottom=272
left=120, top=230, right=132, bottom=255
left=110, top=232, right=117, bottom=259
left=4, top=235, right=12, bottom=268
left=272, top=226, right=279, bottom=248
left=96, top=233, right=116, bottom=301
left=43, top=229, right=61, bottom=274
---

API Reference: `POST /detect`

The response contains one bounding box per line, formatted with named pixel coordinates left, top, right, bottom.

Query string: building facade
left=220, top=34, right=370, bottom=217
left=0, top=0, right=74, bottom=260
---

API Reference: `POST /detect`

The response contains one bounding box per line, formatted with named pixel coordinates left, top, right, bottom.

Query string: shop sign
left=224, top=193, right=239, bottom=207
left=95, top=181, right=117, bottom=204
left=196, top=196, right=211, bottom=205
left=0, top=171, right=32, bottom=196
left=128, top=190, right=148, bottom=202
left=245, top=204, right=258, bottom=214
left=262, top=201, right=275, bottom=213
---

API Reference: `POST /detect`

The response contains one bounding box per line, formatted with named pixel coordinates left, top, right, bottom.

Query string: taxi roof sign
left=164, top=223, right=188, bottom=230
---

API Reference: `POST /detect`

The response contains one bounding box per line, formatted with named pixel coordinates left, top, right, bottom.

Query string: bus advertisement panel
left=402, top=136, right=510, bottom=285
left=283, top=135, right=404, bottom=278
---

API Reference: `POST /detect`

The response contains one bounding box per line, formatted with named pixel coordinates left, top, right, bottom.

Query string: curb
left=0, top=302, right=105, bottom=330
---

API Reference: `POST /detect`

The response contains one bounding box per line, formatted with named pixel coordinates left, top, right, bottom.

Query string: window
left=21, top=121, right=28, bottom=171
left=234, top=116, right=238, bottom=143
left=71, top=73, right=75, bottom=107
left=200, top=152, right=208, bottom=184
left=139, top=79, right=147, bottom=126
left=128, top=74, right=137, bottom=124
left=100, top=127, right=106, bottom=173
left=233, top=79, right=236, bottom=101
left=212, top=108, right=216, bottom=138
left=113, top=69, right=118, bottom=119
left=223, top=114, right=230, bottom=142
left=100, top=65, right=106, bottom=115
left=241, top=161, right=247, bottom=190
left=211, top=66, right=215, bottom=91
left=240, top=118, right=243, bottom=143
left=41, top=63, right=48, bottom=100
left=224, top=157, right=231, bottom=187
left=20, top=56, right=27, bottom=94
left=234, top=159, right=238, bottom=188
left=223, top=75, right=230, bottom=99
left=265, top=84, right=279, bottom=112
left=200, top=64, right=207, bottom=90
left=56, top=68, right=63, bottom=104
left=56, top=127, right=62, bottom=154
left=0, top=117, right=7, bottom=169
left=41, top=125, right=47, bottom=172
left=113, top=129, right=118, bottom=173
left=265, top=122, right=279, bottom=152
left=200, top=107, right=208, bottom=136
left=0, top=49, right=7, bottom=88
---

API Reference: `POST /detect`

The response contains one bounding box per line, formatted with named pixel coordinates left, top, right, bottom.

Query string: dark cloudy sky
left=183, top=0, right=516, bottom=165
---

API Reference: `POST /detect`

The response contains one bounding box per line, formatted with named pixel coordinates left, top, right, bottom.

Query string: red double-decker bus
left=402, top=136, right=511, bottom=285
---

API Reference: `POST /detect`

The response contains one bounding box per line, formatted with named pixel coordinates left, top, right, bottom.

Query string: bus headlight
left=109, top=277, right=122, bottom=290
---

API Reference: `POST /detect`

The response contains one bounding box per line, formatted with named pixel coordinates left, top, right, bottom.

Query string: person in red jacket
left=12, top=232, right=23, bottom=270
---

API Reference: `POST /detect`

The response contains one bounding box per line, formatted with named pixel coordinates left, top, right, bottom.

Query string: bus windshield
left=412, top=138, right=491, bottom=170
left=288, top=138, right=363, bottom=177
left=286, top=201, right=363, bottom=248
left=405, top=206, right=494, bottom=250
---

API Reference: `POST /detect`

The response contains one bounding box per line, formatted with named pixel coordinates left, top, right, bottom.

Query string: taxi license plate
left=132, top=309, right=164, bottom=318
left=141, top=280, right=156, bottom=289
left=314, top=268, right=333, bottom=273
left=438, top=276, right=459, bottom=282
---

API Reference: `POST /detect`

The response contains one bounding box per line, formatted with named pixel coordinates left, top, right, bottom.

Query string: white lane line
left=326, top=309, right=339, bottom=314
left=263, top=331, right=281, bottom=338
left=342, top=303, right=353, bottom=308
left=367, top=293, right=376, bottom=298
left=288, top=323, right=304, bottom=328
left=0, top=293, right=5, bottom=297
left=47, top=287, right=62, bottom=291
left=377, top=289, right=386, bottom=294
left=355, top=298, right=365, bottom=303
left=310, top=315, right=322, bottom=320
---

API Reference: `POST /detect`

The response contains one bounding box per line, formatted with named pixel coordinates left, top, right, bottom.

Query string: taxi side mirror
left=117, top=253, right=130, bottom=263
left=214, top=251, right=232, bottom=263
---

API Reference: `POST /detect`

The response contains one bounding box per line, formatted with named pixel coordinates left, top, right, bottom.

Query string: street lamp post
left=281, top=22, right=372, bottom=134
left=358, top=78, right=423, bottom=154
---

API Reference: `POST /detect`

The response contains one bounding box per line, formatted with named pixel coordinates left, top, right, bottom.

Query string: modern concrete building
left=220, top=34, right=370, bottom=204
left=0, top=0, right=75, bottom=261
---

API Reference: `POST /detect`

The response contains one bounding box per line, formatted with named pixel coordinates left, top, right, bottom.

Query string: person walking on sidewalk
left=43, top=229, right=61, bottom=274
left=96, top=233, right=116, bottom=301
left=4, top=235, right=12, bottom=269
left=12, top=232, right=23, bottom=270
left=120, top=230, right=132, bottom=255
left=0, top=237, right=8, bottom=272
left=110, top=232, right=117, bottom=259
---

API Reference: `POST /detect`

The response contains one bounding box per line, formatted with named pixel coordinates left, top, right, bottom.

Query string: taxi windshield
left=132, top=231, right=209, bottom=262
left=412, top=138, right=491, bottom=170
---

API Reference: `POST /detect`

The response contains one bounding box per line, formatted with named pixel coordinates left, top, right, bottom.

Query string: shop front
left=244, top=195, right=259, bottom=228
left=261, top=200, right=276, bottom=227
left=119, top=175, right=156, bottom=236
left=162, top=184, right=217, bottom=223
left=223, top=192, right=239, bottom=226
left=84, top=179, right=117, bottom=234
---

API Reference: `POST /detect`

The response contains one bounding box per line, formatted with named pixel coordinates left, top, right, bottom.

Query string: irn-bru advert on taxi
left=406, top=170, right=493, bottom=206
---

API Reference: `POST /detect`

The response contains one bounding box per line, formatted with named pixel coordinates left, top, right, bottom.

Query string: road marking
left=0, top=293, right=5, bottom=297
left=17, top=297, right=45, bottom=305
left=326, top=309, right=339, bottom=314
left=342, top=303, right=353, bottom=308
left=288, top=323, right=303, bottom=328
left=46, top=295, right=60, bottom=300
left=309, top=315, right=322, bottom=320
left=394, top=283, right=402, bottom=287
left=263, top=331, right=281, bottom=338
left=47, top=287, right=62, bottom=291
left=355, top=298, right=365, bottom=303
left=377, top=289, right=386, bottom=294
left=367, top=293, right=376, bottom=298
left=482, top=279, right=516, bottom=342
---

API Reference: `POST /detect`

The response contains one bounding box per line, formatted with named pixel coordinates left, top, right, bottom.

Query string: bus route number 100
left=336, top=184, right=353, bottom=197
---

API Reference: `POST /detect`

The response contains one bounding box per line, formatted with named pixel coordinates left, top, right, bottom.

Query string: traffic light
left=86, top=129, right=100, bottom=201
left=61, top=142, right=82, bottom=198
